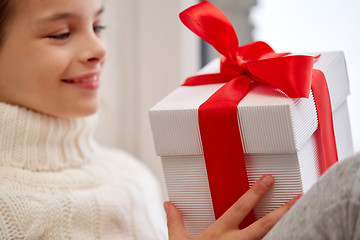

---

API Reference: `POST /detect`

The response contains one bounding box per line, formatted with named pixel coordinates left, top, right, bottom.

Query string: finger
left=164, top=201, right=192, bottom=240
left=216, top=175, right=274, bottom=230
left=243, top=194, right=302, bottom=239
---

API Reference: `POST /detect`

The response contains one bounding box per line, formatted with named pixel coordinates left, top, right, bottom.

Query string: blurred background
left=97, top=0, right=360, bottom=199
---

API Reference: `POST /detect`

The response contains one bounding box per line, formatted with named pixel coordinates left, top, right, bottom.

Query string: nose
left=80, top=32, right=107, bottom=65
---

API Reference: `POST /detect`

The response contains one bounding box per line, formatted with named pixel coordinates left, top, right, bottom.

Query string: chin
left=39, top=103, right=100, bottom=118
left=10, top=99, right=100, bottom=118
left=56, top=97, right=101, bottom=118
left=75, top=107, right=99, bottom=118
left=60, top=105, right=99, bottom=118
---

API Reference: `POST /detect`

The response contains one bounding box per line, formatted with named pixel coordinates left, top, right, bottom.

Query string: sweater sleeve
left=263, top=152, right=360, bottom=240
left=98, top=147, right=168, bottom=239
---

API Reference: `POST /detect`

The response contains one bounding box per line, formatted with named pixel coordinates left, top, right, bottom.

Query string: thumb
left=164, top=201, right=192, bottom=240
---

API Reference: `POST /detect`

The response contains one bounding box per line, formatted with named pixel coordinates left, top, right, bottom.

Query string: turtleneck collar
left=0, top=102, right=99, bottom=171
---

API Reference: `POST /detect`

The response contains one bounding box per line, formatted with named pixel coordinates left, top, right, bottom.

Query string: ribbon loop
left=180, top=1, right=239, bottom=61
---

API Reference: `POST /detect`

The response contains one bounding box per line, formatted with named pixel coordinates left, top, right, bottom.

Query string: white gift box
left=149, top=51, right=353, bottom=235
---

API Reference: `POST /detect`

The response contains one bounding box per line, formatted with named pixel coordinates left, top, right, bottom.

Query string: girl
left=0, top=0, right=296, bottom=239
left=0, top=0, right=167, bottom=238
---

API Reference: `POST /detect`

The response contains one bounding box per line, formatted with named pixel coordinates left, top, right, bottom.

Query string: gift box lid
left=149, top=51, right=349, bottom=156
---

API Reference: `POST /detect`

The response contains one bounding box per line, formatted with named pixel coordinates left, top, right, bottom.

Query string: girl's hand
left=164, top=175, right=301, bottom=240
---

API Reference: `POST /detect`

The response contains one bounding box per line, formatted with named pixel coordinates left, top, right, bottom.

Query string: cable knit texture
left=0, top=102, right=167, bottom=239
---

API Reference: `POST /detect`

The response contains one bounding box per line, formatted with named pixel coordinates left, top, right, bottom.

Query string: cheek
left=31, top=47, right=73, bottom=80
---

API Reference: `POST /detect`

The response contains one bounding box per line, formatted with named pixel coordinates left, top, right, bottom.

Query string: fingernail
left=287, top=194, right=302, bottom=206
left=260, top=175, right=273, bottom=187
left=164, top=201, right=170, bottom=214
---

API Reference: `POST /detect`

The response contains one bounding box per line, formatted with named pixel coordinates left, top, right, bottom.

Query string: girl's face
left=0, top=0, right=106, bottom=117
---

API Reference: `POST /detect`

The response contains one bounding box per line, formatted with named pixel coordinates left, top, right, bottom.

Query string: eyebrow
left=36, top=6, right=104, bottom=24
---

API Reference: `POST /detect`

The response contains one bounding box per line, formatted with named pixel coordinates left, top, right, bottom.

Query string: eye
left=47, top=32, right=70, bottom=40
left=93, top=25, right=106, bottom=34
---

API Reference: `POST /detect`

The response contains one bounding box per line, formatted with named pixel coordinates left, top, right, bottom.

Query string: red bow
left=181, top=2, right=315, bottom=98
left=180, top=1, right=338, bottom=228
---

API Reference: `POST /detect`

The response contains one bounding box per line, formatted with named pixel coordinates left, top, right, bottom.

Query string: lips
left=61, top=72, right=100, bottom=90
left=61, top=75, right=98, bottom=83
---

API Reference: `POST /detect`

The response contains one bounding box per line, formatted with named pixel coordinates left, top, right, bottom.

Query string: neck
left=0, top=102, right=99, bottom=171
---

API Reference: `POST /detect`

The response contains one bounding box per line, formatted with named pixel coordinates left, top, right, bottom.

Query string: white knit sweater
left=0, top=102, right=167, bottom=239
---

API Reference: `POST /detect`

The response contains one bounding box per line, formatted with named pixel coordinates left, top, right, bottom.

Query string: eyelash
left=47, top=25, right=106, bottom=40
left=94, top=25, right=106, bottom=33
left=48, top=32, right=70, bottom=40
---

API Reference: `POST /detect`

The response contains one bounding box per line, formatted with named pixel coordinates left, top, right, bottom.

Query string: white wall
left=95, top=0, right=200, bottom=199
left=251, top=0, right=360, bottom=152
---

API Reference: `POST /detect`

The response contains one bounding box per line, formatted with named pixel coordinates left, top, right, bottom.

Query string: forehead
left=14, top=0, right=103, bottom=22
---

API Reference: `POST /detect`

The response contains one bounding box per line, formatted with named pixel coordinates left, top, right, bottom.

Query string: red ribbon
left=180, top=1, right=338, bottom=228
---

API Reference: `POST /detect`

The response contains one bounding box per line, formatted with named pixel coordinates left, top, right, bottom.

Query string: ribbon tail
left=311, top=69, right=338, bottom=175
left=199, top=76, right=255, bottom=228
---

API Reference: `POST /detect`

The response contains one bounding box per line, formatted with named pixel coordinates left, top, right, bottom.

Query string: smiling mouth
left=61, top=75, right=98, bottom=83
